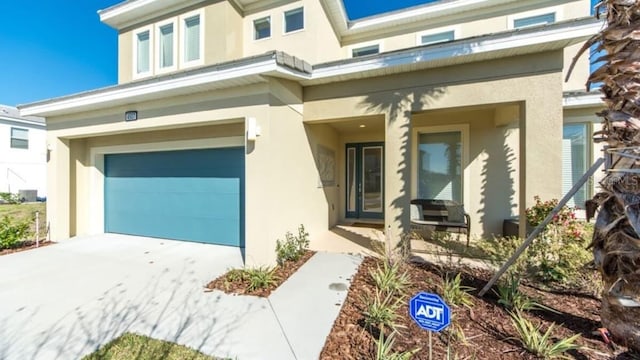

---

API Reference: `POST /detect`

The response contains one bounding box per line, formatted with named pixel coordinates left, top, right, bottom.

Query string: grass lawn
left=82, top=333, right=221, bottom=360
left=0, top=202, right=46, bottom=239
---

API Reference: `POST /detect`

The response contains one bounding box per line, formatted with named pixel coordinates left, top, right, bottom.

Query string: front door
left=346, top=143, right=384, bottom=219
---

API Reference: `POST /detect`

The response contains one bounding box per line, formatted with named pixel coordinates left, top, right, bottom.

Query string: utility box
left=19, top=190, right=37, bottom=203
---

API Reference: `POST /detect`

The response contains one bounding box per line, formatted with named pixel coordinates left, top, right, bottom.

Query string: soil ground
left=320, top=257, right=639, bottom=360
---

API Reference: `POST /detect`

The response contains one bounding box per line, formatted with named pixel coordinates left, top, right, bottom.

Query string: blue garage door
left=104, top=147, right=244, bottom=247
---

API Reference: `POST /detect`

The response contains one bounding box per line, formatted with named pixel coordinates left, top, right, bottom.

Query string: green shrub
left=441, top=273, right=475, bottom=308
left=369, top=260, right=410, bottom=296
left=244, top=266, right=278, bottom=292
left=494, top=274, right=557, bottom=313
left=362, top=290, right=404, bottom=331
left=374, top=331, right=418, bottom=360
left=275, top=224, right=310, bottom=266
left=509, top=311, right=580, bottom=359
left=0, top=192, right=22, bottom=205
left=0, top=215, right=30, bottom=250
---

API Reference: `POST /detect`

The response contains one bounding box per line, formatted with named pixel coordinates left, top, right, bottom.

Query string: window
left=158, top=22, right=175, bottom=69
left=513, top=12, right=555, bottom=28
left=254, top=16, right=271, bottom=40
left=136, top=31, right=150, bottom=74
left=183, top=15, right=201, bottom=63
left=562, top=124, right=589, bottom=208
left=420, top=30, right=455, bottom=45
left=352, top=44, right=379, bottom=57
left=10, top=128, right=28, bottom=149
left=417, top=131, right=462, bottom=202
left=284, top=7, right=304, bottom=33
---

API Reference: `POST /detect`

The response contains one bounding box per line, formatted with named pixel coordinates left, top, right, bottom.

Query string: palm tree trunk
left=570, top=0, right=640, bottom=352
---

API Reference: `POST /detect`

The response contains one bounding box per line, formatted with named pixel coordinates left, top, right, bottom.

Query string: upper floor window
left=420, top=30, right=455, bottom=45
left=513, top=12, right=555, bottom=28
left=352, top=44, right=380, bottom=57
left=158, top=21, right=176, bottom=70
left=254, top=16, right=271, bottom=40
left=284, top=7, right=304, bottom=33
left=183, top=14, right=201, bottom=63
left=10, top=128, right=28, bottom=149
left=134, top=28, right=151, bottom=77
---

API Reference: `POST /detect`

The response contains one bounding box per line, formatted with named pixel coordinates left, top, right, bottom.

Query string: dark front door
left=346, top=143, right=384, bottom=219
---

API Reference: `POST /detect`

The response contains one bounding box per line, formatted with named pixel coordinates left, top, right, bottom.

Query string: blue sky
left=0, top=0, right=437, bottom=107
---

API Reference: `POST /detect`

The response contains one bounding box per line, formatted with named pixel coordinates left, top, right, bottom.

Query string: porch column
left=384, top=107, right=412, bottom=249
left=46, top=136, right=71, bottom=241
left=518, top=90, right=563, bottom=238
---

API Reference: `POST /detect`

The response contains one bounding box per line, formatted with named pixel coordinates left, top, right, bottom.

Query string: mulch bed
left=321, top=257, right=638, bottom=360
left=0, top=240, right=55, bottom=256
left=205, top=250, right=315, bottom=297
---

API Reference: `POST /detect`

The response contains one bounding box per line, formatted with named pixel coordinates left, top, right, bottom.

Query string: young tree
left=569, top=0, right=640, bottom=351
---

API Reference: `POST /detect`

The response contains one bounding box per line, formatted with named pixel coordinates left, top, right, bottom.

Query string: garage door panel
left=104, top=148, right=244, bottom=247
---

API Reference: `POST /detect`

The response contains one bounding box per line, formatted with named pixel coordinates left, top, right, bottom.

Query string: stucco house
left=19, top=0, right=604, bottom=265
left=0, top=105, right=46, bottom=200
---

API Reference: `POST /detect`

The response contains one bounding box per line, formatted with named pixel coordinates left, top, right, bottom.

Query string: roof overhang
left=20, top=18, right=601, bottom=118
left=563, top=91, right=604, bottom=109
left=20, top=53, right=311, bottom=117
left=99, top=0, right=209, bottom=30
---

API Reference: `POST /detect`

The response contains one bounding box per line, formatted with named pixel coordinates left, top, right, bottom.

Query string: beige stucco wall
left=243, top=0, right=343, bottom=64
left=204, top=1, right=243, bottom=65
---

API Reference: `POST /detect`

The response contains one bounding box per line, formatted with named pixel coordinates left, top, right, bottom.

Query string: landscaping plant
left=0, top=192, right=23, bottom=205
left=275, top=224, right=309, bottom=266
left=495, top=273, right=558, bottom=313
left=0, top=215, right=30, bottom=250
left=441, top=273, right=475, bottom=308
left=369, top=260, right=410, bottom=296
left=244, top=266, right=278, bottom=292
left=374, top=331, right=418, bottom=360
left=361, top=289, right=404, bottom=332
left=509, top=311, right=581, bottom=359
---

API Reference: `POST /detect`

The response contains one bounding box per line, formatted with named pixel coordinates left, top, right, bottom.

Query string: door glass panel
left=562, top=124, right=589, bottom=208
left=362, top=146, right=383, bottom=213
left=347, top=148, right=356, bottom=212
left=418, top=132, right=462, bottom=202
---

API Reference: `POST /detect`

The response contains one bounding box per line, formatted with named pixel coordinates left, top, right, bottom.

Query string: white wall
left=0, top=120, right=47, bottom=198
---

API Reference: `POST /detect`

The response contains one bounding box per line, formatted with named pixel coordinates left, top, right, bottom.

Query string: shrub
left=374, top=331, right=419, bottom=360
left=0, top=215, right=31, bottom=250
left=244, top=266, right=278, bottom=292
left=509, top=311, right=580, bottom=359
left=494, top=273, right=557, bottom=313
left=362, top=290, right=404, bottom=332
left=369, top=260, right=410, bottom=296
left=275, top=224, right=310, bottom=266
left=0, top=192, right=22, bottom=205
left=441, top=273, right=475, bottom=308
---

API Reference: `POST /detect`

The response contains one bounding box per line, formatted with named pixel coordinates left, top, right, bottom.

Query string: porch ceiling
left=312, top=116, right=385, bottom=134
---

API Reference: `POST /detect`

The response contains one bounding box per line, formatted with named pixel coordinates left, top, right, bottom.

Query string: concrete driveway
left=0, top=234, right=256, bottom=360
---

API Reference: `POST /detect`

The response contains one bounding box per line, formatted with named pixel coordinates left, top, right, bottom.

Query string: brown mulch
left=205, top=250, right=315, bottom=297
left=321, top=257, right=639, bottom=360
left=0, top=240, right=55, bottom=256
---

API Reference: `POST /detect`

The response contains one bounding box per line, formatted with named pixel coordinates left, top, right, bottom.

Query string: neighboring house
left=0, top=105, right=46, bottom=200
left=20, top=0, right=604, bottom=265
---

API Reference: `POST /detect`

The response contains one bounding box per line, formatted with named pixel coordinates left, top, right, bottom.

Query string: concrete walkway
left=0, top=234, right=362, bottom=360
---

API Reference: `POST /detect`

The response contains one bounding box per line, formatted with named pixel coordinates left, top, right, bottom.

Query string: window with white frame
left=284, top=7, right=304, bottom=33
left=352, top=44, right=379, bottom=57
left=420, top=30, right=455, bottom=45
left=158, top=22, right=175, bottom=69
left=513, top=12, right=555, bottom=28
left=183, top=14, right=201, bottom=63
left=135, top=29, right=151, bottom=75
left=417, top=131, right=462, bottom=202
left=562, top=123, right=589, bottom=208
left=254, top=16, right=271, bottom=40
left=10, top=127, right=28, bottom=149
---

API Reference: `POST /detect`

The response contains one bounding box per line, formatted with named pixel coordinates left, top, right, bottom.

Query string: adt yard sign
left=409, top=292, right=451, bottom=332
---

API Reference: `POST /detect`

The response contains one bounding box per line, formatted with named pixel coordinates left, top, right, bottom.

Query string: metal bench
left=410, top=199, right=471, bottom=247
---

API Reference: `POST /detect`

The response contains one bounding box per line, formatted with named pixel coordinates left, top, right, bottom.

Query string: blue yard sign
left=409, top=292, right=451, bottom=332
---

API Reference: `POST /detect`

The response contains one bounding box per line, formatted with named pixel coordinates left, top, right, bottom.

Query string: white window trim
left=508, top=6, right=562, bottom=30
left=252, top=15, right=272, bottom=41
left=348, top=41, right=383, bottom=58
left=411, top=124, right=470, bottom=208
left=282, top=6, right=305, bottom=35
left=132, top=25, right=153, bottom=79
left=88, top=136, right=244, bottom=235
left=415, top=25, right=460, bottom=46
left=155, top=18, right=178, bottom=74
left=179, top=9, right=205, bottom=69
